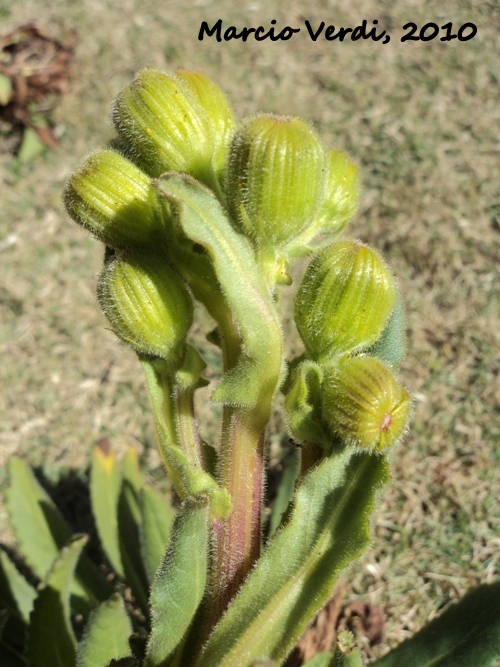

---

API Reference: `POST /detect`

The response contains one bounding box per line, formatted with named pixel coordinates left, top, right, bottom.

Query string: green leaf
left=0, top=550, right=37, bottom=623
left=144, top=503, right=209, bottom=666
left=198, top=450, right=388, bottom=667
left=17, top=127, right=46, bottom=163
left=302, top=653, right=335, bottom=667
left=0, top=642, right=27, bottom=667
left=117, top=450, right=150, bottom=612
left=139, top=485, right=176, bottom=582
left=27, top=535, right=88, bottom=667
left=91, top=442, right=124, bottom=577
left=6, top=457, right=110, bottom=616
left=155, top=174, right=283, bottom=424
left=372, top=581, right=500, bottom=667
left=367, top=287, right=406, bottom=369
left=76, top=593, right=132, bottom=666
left=266, top=445, right=300, bottom=538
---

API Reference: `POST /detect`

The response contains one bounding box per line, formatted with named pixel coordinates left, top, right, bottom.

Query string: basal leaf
left=76, top=593, right=132, bottom=667
left=27, top=535, right=87, bottom=667
left=91, top=442, right=124, bottom=578
left=139, top=485, right=176, bottom=583
left=6, top=457, right=110, bottom=616
left=0, top=550, right=36, bottom=623
left=372, top=581, right=500, bottom=667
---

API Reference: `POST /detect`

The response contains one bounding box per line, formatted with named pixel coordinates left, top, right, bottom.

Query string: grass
left=1, top=0, right=499, bottom=661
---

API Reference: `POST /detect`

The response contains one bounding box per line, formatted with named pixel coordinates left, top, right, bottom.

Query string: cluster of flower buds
left=292, top=239, right=410, bottom=452
left=64, top=68, right=410, bottom=455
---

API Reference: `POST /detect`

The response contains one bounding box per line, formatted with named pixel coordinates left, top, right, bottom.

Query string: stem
left=213, top=413, right=265, bottom=610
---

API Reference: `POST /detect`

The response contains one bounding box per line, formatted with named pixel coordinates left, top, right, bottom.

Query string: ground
left=0, top=0, right=498, bottom=661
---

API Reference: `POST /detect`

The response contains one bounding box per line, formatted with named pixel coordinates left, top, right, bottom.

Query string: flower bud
left=98, top=254, right=193, bottom=360
left=295, top=240, right=396, bottom=361
left=112, top=69, right=214, bottom=181
left=227, top=115, right=325, bottom=246
left=176, top=70, right=236, bottom=179
left=64, top=150, right=163, bottom=249
left=321, top=356, right=410, bottom=451
left=315, top=148, right=359, bottom=236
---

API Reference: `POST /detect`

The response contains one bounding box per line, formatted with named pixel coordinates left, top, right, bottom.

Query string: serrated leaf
left=144, top=503, right=209, bottom=666
left=76, top=593, right=132, bottom=667
left=372, top=581, right=500, bottom=667
left=27, top=535, right=87, bottom=667
left=91, top=443, right=124, bottom=577
left=0, top=550, right=36, bottom=623
left=6, top=457, right=111, bottom=616
left=198, top=450, right=388, bottom=667
left=139, top=485, right=176, bottom=582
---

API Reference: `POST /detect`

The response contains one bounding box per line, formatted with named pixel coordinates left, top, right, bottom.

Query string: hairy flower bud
left=227, top=115, right=325, bottom=246
left=176, top=70, right=236, bottom=180
left=295, top=240, right=396, bottom=362
left=315, top=148, right=359, bottom=236
left=63, top=150, right=163, bottom=249
left=98, top=254, right=193, bottom=360
left=112, top=69, right=215, bottom=182
left=322, top=356, right=410, bottom=451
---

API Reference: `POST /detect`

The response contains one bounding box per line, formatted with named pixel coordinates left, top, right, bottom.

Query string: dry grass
left=1, top=0, right=499, bottom=660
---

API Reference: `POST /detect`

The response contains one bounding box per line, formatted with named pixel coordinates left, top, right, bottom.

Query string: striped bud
left=295, top=240, right=396, bottom=362
left=64, top=150, right=163, bottom=249
left=315, top=148, right=359, bottom=236
left=98, top=254, right=193, bottom=360
left=112, top=69, right=214, bottom=182
left=227, top=115, right=325, bottom=246
left=176, top=70, right=236, bottom=180
left=322, top=356, right=410, bottom=451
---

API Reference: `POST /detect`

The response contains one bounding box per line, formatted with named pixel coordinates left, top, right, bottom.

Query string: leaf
left=155, top=174, right=282, bottom=423
left=27, top=535, right=87, bottom=667
left=372, top=581, right=500, bottom=667
left=118, top=450, right=149, bottom=611
left=198, top=450, right=388, bottom=667
left=0, top=73, right=13, bottom=105
left=6, top=457, right=110, bottom=616
left=76, top=593, right=132, bottom=666
left=118, top=479, right=150, bottom=612
left=367, top=287, right=406, bottom=369
left=302, top=653, right=335, bottom=667
left=17, top=127, right=46, bottom=163
left=139, top=485, right=176, bottom=582
left=144, top=503, right=209, bottom=666
left=266, top=446, right=300, bottom=538
left=0, top=549, right=37, bottom=623
left=91, top=442, right=124, bottom=577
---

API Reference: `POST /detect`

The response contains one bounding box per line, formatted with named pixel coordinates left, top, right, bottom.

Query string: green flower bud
left=322, top=356, right=410, bottom=451
left=63, top=150, right=163, bottom=249
left=295, top=240, right=396, bottom=362
left=227, top=115, right=325, bottom=246
left=315, top=148, right=359, bottom=236
left=112, top=69, right=214, bottom=181
left=98, top=254, right=193, bottom=360
left=176, top=70, right=236, bottom=180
